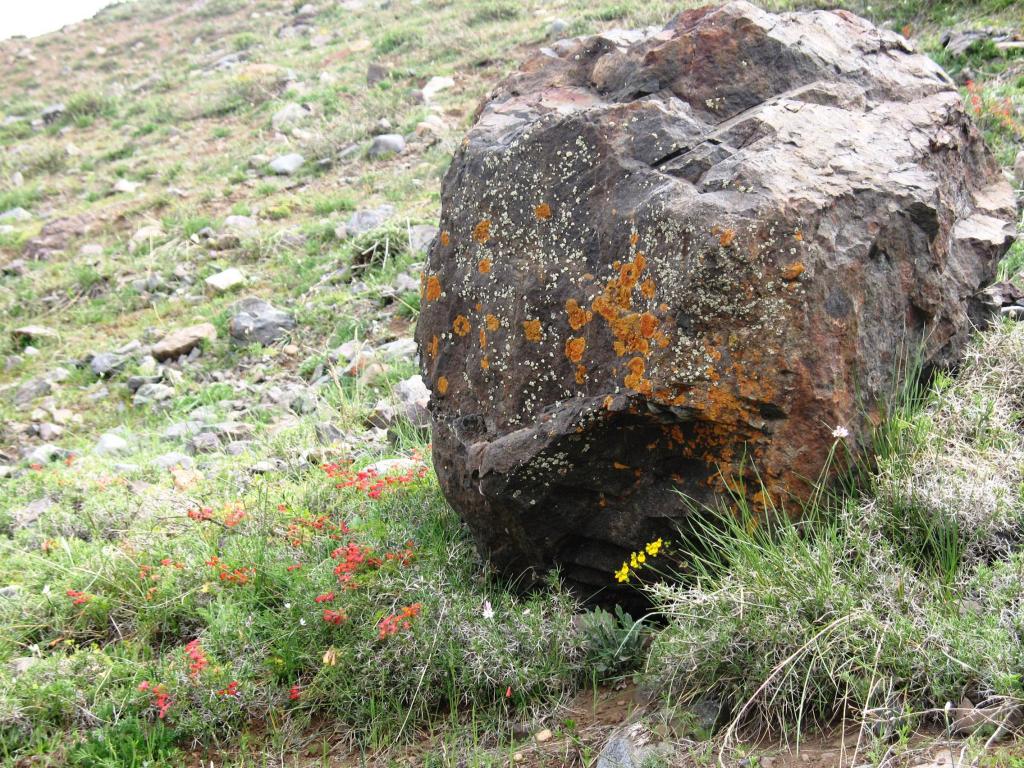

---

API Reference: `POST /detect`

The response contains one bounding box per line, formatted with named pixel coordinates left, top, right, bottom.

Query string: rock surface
left=152, top=323, right=217, bottom=361
left=228, top=297, right=296, bottom=345
left=415, top=1, right=1018, bottom=591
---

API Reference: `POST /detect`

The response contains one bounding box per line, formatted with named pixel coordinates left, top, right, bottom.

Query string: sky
left=1, top=0, right=125, bottom=40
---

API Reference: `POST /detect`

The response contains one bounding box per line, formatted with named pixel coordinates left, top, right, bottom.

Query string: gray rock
left=271, top=102, right=312, bottom=131
left=9, top=657, right=38, bottom=678
left=596, top=725, right=656, bottom=768
left=41, top=103, right=65, bottom=123
left=1014, top=150, right=1024, bottom=186
left=112, top=178, right=142, bottom=194
left=366, top=399, right=397, bottom=429
left=269, top=153, right=305, bottom=175
left=395, top=374, right=430, bottom=428
left=187, top=432, right=222, bottom=454
left=153, top=451, right=194, bottom=470
left=367, top=62, right=389, bottom=85
left=162, top=421, right=203, bottom=440
left=225, top=440, right=255, bottom=455
left=549, top=18, right=569, bottom=37
left=375, top=337, right=417, bottom=362
left=315, top=421, right=345, bottom=444
left=13, top=378, right=50, bottom=407
left=205, top=267, right=246, bottom=294
left=224, top=215, right=258, bottom=234
left=90, top=352, right=127, bottom=378
left=12, top=497, right=53, bottom=528
left=0, top=207, right=32, bottom=222
left=37, top=423, right=64, bottom=441
left=368, top=133, right=406, bottom=159
left=422, top=75, right=455, bottom=102
left=133, top=382, right=175, bottom=407
left=94, top=433, right=129, bottom=455
left=0, top=585, right=21, bottom=598
left=228, top=297, right=296, bottom=346
left=346, top=205, right=395, bottom=235
left=11, top=325, right=58, bottom=344
left=408, top=224, right=437, bottom=254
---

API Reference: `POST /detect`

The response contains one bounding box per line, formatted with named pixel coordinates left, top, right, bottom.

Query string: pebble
left=269, top=153, right=305, bottom=175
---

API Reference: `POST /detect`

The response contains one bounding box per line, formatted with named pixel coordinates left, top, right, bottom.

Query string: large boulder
left=414, top=2, right=1018, bottom=593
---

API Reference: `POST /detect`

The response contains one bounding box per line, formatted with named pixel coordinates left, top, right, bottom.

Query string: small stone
left=133, top=382, right=175, bottom=407
left=534, top=729, right=553, bottom=743
left=422, top=75, right=455, bottom=102
left=14, top=378, right=51, bottom=406
left=205, top=267, right=246, bottom=294
left=368, top=133, right=405, bottom=159
left=346, top=205, right=395, bottom=234
left=37, top=423, right=64, bottom=441
left=11, top=325, right=59, bottom=344
left=549, top=18, right=569, bottom=37
left=1014, top=150, right=1024, bottom=185
left=271, top=102, right=312, bottom=131
left=41, top=103, right=65, bottom=123
left=112, top=178, right=142, bottom=194
left=90, top=352, right=128, bottom=378
left=224, top=214, right=258, bottom=234
left=0, top=207, right=32, bottom=222
left=94, top=432, right=129, bottom=455
left=229, top=297, right=296, bottom=346
left=153, top=451, right=194, bottom=470
left=152, top=323, right=217, bottom=361
left=269, top=153, right=305, bottom=175
left=367, top=62, right=389, bottom=85
left=187, top=432, right=222, bottom=454
left=375, top=337, right=417, bottom=362
left=9, top=657, right=38, bottom=677
left=366, top=399, right=397, bottom=429
left=409, top=224, right=437, bottom=254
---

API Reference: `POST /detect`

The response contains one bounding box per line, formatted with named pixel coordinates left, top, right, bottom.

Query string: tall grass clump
left=645, top=321, right=1024, bottom=739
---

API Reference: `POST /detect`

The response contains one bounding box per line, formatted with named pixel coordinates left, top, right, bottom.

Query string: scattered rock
left=187, top=432, right=222, bottom=454
left=408, top=224, right=437, bottom=254
left=224, top=215, right=258, bottom=234
left=41, top=103, right=65, bottom=123
left=1015, top=150, right=1024, bottom=186
left=368, top=133, right=406, bottom=159
left=346, top=204, right=395, bottom=235
left=11, top=325, right=59, bottom=344
left=90, top=352, right=128, bottom=378
left=395, top=374, right=430, bottom=428
left=13, top=378, right=51, bottom=406
left=534, top=729, right=553, bottom=743
left=595, top=724, right=657, bottom=768
left=153, top=451, right=194, bottom=470
left=133, top=382, right=175, bottom=407
left=417, top=1, right=1018, bottom=591
left=9, top=657, right=38, bottom=678
left=129, top=225, right=165, bottom=253
left=152, top=323, right=217, bottom=361
left=422, top=75, right=455, bottom=102
left=269, top=153, right=305, bottom=175
left=12, top=497, right=53, bottom=528
left=94, top=432, right=129, bottom=455
left=229, top=297, right=296, bottom=346
left=271, top=102, right=312, bottom=131
left=0, top=207, right=32, bottom=222
left=112, top=178, right=142, bottom=194
left=24, top=445, right=67, bottom=466
left=367, top=62, right=389, bottom=85
left=548, top=18, right=569, bottom=37
left=205, top=267, right=246, bottom=294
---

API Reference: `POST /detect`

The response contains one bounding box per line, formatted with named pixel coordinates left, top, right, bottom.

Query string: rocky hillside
left=0, top=0, right=1022, bottom=766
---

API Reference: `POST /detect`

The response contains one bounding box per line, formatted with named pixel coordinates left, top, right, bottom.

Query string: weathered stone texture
left=415, top=1, right=1018, bottom=591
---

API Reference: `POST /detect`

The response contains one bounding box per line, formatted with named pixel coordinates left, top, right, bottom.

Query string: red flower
left=184, top=639, right=208, bottom=678
left=314, top=592, right=335, bottom=603
left=217, top=680, right=239, bottom=697
left=287, top=563, right=302, bottom=572
left=66, top=589, right=91, bottom=605
left=322, top=608, right=348, bottom=625
left=289, top=685, right=301, bottom=700
left=378, top=603, right=422, bottom=639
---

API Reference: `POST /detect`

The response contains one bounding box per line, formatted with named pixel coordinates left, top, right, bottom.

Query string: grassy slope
left=0, top=0, right=1021, bottom=766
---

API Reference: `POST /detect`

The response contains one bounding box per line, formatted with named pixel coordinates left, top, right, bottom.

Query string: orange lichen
left=472, top=220, right=491, bottom=243
left=453, top=315, right=471, bottom=336
left=793, top=229, right=803, bottom=242
left=479, top=329, right=487, bottom=348
left=565, top=336, right=586, bottom=363
left=440, top=230, right=450, bottom=247
left=427, top=335, right=439, bottom=359
left=624, top=357, right=652, bottom=394
left=478, top=258, right=492, bottom=274
left=485, top=314, right=500, bottom=332
left=436, top=376, right=448, bottom=395
left=640, top=278, right=656, bottom=299
left=575, top=365, right=587, bottom=384
left=718, top=228, right=735, bottom=247
left=565, top=299, right=592, bottom=330
left=425, top=275, right=442, bottom=302
left=639, top=312, right=658, bottom=338
left=480, top=356, right=490, bottom=370
left=630, top=232, right=639, bottom=246
left=534, top=202, right=551, bottom=220
left=782, top=262, right=805, bottom=281
left=613, top=461, right=630, bottom=470
left=522, top=319, right=542, bottom=342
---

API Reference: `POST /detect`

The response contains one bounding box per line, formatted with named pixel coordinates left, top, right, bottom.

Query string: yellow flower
left=645, top=538, right=663, bottom=557
left=629, top=553, right=639, bottom=569
left=614, top=564, right=630, bottom=583
left=636, top=552, right=646, bottom=564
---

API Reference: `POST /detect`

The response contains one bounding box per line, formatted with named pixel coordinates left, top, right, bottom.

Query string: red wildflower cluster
left=314, top=592, right=335, bottom=603
left=285, top=514, right=351, bottom=547
left=966, top=80, right=1024, bottom=138
left=138, top=560, right=184, bottom=582
left=332, top=542, right=381, bottom=586
left=385, top=541, right=415, bottom=566
left=187, top=506, right=213, bottom=522
left=224, top=505, right=245, bottom=528
left=289, top=685, right=301, bottom=700
left=287, top=563, right=302, bottom=572
left=184, top=639, right=208, bottom=678
left=322, top=608, right=348, bottom=625
left=205, top=556, right=254, bottom=585
left=138, top=681, right=172, bottom=719
left=66, top=589, right=91, bottom=605
left=378, top=603, right=422, bottom=639
left=321, top=462, right=429, bottom=500
left=217, top=680, right=240, bottom=697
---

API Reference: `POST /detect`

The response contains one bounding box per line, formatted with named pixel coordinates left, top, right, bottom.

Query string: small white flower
left=299, top=618, right=306, bottom=626
left=832, top=425, right=850, bottom=439
left=522, top=608, right=531, bottom=616
left=284, top=602, right=292, bottom=610
left=482, top=600, right=494, bottom=620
